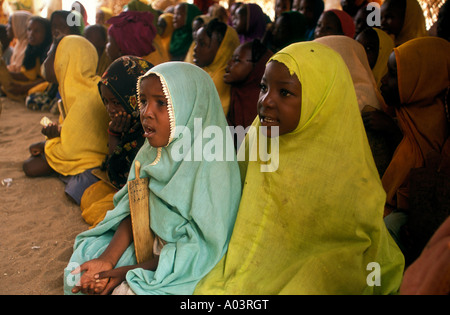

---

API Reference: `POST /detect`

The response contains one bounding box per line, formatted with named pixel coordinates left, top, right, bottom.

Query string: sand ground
left=0, top=97, right=88, bottom=295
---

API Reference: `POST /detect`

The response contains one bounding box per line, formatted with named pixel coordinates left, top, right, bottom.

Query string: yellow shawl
left=158, top=13, right=174, bottom=59
left=195, top=42, right=404, bottom=295
left=372, top=28, right=395, bottom=89
left=184, top=15, right=212, bottom=64
left=395, top=0, right=427, bottom=46
left=45, top=36, right=110, bottom=176
left=202, top=25, right=240, bottom=116
left=143, top=34, right=171, bottom=66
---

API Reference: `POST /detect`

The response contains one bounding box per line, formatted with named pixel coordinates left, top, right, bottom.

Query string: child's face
left=139, top=76, right=171, bottom=148
left=6, top=18, right=13, bottom=40
left=314, top=12, right=341, bottom=39
left=27, top=20, right=46, bottom=46
left=297, top=0, right=315, bottom=26
left=157, top=16, right=167, bottom=36
left=191, top=19, right=204, bottom=40
left=354, top=6, right=369, bottom=36
left=233, top=5, right=247, bottom=34
left=224, top=44, right=253, bottom=84
left=275, top=0, right=291, bottom=18
left=43, top=43, right=57, bottom=84
left=85, top=27, right=107, bottom=56
left=380, top=0, right=405, bottom=37
left=193, top=27, right=220, bottom=68
left=272, top=15, right=290, bottom=47
left=258, top=60, right=302, bottom=137
left=106, top=34, right=122, bottom=62
left=355, top=29, right=379, bottom=69
left=51, top=15, right=71, bottom=39
left=100, top=84, right=125, bottom=120
left=173, top=4, right=187, bottom=30
left=380, top=52, right=400, bottom=107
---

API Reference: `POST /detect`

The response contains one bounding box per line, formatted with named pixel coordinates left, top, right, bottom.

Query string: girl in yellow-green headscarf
left=194, top=41, right=404, bottom=295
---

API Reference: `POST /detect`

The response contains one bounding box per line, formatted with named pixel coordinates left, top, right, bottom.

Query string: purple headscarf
left=108, top=11, right=157, bottom=57
left=239, top=3, right=267, bottom=43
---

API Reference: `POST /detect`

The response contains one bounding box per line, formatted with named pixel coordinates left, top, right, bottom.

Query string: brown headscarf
left=382, top=37, right=450, bottom=215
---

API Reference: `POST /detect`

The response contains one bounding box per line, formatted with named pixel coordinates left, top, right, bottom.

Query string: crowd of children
left=0, top=0, right=449, bottom=295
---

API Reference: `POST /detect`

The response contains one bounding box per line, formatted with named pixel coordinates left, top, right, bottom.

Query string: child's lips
left=259, top=114, right=279, bottom=126
left=143, top=125, right=155, bottom=138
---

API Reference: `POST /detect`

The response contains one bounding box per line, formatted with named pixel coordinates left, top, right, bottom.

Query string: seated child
left=22, top=36, right=110, bottom=206
left=356, top=27, right=395, bottom=88
left=314, top=9, right=355, bottom=39
left=380, top=0, right=427, bottom=46
left=264, top=11, right=307, bottom=53
left=292, top=0, right=325, bottom=41
left=1, top=16, right=51, bottom=101
left=0, top=24, right=13, bottom=66
left=193, top=18, right=240, bottom=116
left=232, top=3, right=267, bottom=44
left=84, top=24, right=112, bottom=76
left=64, top=62, right=241, bottom=295
left=169, top=2, right=202, bottom=61
left=184, top=14, right=211, bottom=63
left=195, top=41, right=404, bottom=295
left=80, top=56, right=153, bottom=228
left=25, top=11, right=83, bottom=112
left=225, top=39, right=273, bottom=148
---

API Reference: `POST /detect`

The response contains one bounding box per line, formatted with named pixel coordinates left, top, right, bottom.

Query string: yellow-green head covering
left=195, top=42, right=404, bottom=295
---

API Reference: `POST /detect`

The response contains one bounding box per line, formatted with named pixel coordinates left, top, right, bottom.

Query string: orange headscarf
left=382, top=37, right=450, bottom=215
left=395, top=0, right=427, bottom=46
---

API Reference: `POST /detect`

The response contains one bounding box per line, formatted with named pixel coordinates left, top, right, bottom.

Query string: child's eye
left=157, top=100, right=166, bottom=107
left=260, top=83, right=267, bottom=92
left=280, top=89, right=292, bottom=97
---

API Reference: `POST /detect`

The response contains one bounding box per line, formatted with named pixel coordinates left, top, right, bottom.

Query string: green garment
left=195, top=42, right=405, bottom=295
left=64, top=62, right=241, bottom=295
left=169, top=4, right=201, bottom=59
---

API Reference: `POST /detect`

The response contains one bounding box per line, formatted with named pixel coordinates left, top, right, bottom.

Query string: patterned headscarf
left=98, top=56, right=154, bottom=188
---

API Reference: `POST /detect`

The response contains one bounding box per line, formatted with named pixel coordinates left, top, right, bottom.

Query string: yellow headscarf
left=202, top=25, right=240, bottom=116
left=184, top=15, right=212, bottom=64
left=143, top=34, right=171, bottom=66
left=395, top=0, right=427, bottom=46
left=158, top=13, right=174, bottom=58
left=45, top=36, right=110, bottom=176
left=372, top=28, right=395, bottom=89
left=195, top=42, right=404, bottom=295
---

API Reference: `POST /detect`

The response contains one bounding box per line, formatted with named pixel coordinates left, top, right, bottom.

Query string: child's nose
left=141, top=102, right=156, bottom=119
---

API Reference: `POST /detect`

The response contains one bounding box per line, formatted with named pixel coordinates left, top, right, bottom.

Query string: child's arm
left=93, top=256, right=160, bottom=295
left=71, top=216, right=134, bottom=294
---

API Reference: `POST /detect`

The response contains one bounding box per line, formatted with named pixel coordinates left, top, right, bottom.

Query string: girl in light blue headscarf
left=64, top=62, right=241, bottom=295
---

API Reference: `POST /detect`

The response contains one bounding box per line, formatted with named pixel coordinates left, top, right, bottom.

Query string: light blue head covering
left=64, top=62, right=241, bottom=295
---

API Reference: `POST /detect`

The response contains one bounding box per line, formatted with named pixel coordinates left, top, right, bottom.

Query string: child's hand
left=41, top=123, right=61, bottom=139
left=71, top=259, right=114, bottom=295
left=95, top=265, right=133, bottom=295
left=109, top=112, right=132, bottom=135
left=29, top=141, right=45, bottom=156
